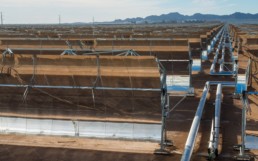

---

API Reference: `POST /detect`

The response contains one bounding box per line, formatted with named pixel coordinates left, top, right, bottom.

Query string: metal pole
left=0, top=84, right=161, bottom=91
left=235, top=60, right=239, bottom=94
left=155, top=69, right=170, bottom=154
left=240, top=90, right=247, bottom=156
left=189, top=59, right=193, bottom=88
left=233, top=59, right=238, bottom=76
left=247, top=91, right=258, bottom=95
left=181, top=82, right=210, bottom=161
left=160, top=69, right=167, bottom=149
left=234, top=90, right=253, bottom=160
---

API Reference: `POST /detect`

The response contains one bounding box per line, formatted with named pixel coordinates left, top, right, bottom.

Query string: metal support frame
left=154, top=58, right=171, bottom=155
left=234, top=59, right=250, bottom=95
left=22, top=86, right=30, bottom=103
left=2, top=48, right=14, bottom=63
left=116, top=49, right=140, bottom=56
left=30, top=54, right=37, bottom=84
left=168, top=94, right=187, bottom=114
left=60, top=40, right=77, bottom=55
left=9, top=56, right=162, bottom=153
left=82, top=49, right=138, bottom=56
left=188, top=59, right=194, bottom=96
left=61, top=49, right=77, bottom=55
left=234, top=90, right=253, bottom=161
left=240, top=91, right=248, bottom=156
left=245, top=59, right=251, bottom=88
left=5, top=48, right=139, bottom=57
left=233, top=85, right=258, bottom=161
left=22, top=54, right=37, bottom=102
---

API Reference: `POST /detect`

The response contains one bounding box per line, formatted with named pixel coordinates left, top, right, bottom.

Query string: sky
left=0, top=0, right=257, bottom=24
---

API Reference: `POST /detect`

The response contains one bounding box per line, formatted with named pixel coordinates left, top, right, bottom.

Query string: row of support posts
left=210, top=25, right=237, bottom=76
left=181, top=25, right=256, bottom=161
left=210, top=26, right=255, bottom=160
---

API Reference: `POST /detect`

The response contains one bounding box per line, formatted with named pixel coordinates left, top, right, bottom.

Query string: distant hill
left=113, top=12, right=258, bottom=24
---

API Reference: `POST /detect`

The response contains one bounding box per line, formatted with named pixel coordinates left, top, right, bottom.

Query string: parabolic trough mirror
left=246, top=135, right=258, bottom=149
left=192, top=59, right=201, bottom=72
left=0, top=54, right=164, bottom=141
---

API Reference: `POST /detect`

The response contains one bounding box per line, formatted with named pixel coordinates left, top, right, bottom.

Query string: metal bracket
left=61, top=49, right=77, bottom=55
left=116, top=49, right=140, bottom=56
left=2, top=48, right=14, bottom=63
left=22, top=86, right=30, bottom=103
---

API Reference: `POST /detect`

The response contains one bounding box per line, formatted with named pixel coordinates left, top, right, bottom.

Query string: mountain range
left=113, top=12, right=258, bottom=23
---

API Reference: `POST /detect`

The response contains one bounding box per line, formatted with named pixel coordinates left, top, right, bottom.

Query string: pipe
left=214, top=84, right=223, bottom=150
left=208, top=84, right=222, bottom=158
left=159, top=60, right=189, bottom=62
left=240, top=91, right=247, bottom=156
left=181, top=81, right=235, bottom=161
left=247, top=91, right=258, bottom=95
left=208, top=81, right=235, bottom=86
left=208, top=117, right=215, bottom=157
left=181, top=82, right=210, bottom=161
left=189, top=59, right=193, bottom=88
left=210, top=71, right=236, bottom=76
left=0, top=84, right=161, bottom=92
